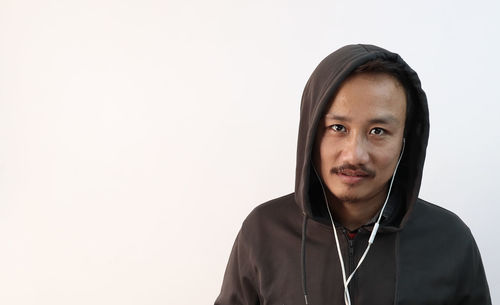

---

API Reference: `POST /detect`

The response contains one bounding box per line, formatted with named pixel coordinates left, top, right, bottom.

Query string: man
left=215, top=44, right=491, bottom=305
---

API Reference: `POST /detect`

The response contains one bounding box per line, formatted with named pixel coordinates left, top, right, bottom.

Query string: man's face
left=313, top=73, right=406, bottom=204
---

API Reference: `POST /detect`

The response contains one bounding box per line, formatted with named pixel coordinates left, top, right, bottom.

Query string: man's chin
left=334, top=194, right=365, bottom=203
left=326, top=184, right=366, bottom=203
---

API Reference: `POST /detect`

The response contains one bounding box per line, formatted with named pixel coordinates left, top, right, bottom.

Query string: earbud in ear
left=399, top=138, right=406, bottom=160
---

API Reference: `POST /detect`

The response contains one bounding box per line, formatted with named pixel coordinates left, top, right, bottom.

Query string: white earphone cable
left=319, top=139, right=405, bottom=305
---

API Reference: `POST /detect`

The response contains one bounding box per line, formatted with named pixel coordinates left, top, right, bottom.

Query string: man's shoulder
left=409, top=198, right=472, bottom=235
left=251, top=192, right=298, bottom=214
left=241, top=192, right=301, bottom=231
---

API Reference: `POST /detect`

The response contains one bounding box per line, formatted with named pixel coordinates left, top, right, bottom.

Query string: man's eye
left=329, top=124, right=346, bottom=132
left=370, top=127, right=385, bottom=135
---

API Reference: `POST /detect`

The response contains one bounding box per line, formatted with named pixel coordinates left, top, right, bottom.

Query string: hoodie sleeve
left=214, top=229, right=260, bottom=305
left=457, top=230, right=491, bottom=305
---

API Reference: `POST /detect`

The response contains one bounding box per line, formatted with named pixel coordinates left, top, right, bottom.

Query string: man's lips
left=330, top=165, right=374, bottom=184
left=338, top=174, right=367, bottom=184
left=337, top=172, right=370, bottom=184
left=338, top=169, right=369, bottom=177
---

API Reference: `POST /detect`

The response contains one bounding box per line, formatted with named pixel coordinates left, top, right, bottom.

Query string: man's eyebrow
left=324, top=113, right=400, bottom=125
left=324, top=114, right=350, bottom=122
left=368, top=115, right=400, bottom=125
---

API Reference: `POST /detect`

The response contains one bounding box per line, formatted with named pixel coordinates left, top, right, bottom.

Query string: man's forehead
left=320, top=72, right=407, bottom=123
left=323, top=113, right=402, bottom=125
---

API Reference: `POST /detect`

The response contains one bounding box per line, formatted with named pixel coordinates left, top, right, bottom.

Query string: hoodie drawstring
left=301, top=213, right=309, bottom=305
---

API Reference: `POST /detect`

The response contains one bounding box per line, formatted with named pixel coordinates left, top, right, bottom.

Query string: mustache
left=330, top=164, right=376, bottom=177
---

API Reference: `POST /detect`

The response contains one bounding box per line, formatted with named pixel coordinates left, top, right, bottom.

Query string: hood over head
left=294, top=44, right=429, bottom=229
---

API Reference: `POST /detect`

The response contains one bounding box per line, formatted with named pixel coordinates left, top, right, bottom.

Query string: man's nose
left=341, top=135, right=369, bottom=165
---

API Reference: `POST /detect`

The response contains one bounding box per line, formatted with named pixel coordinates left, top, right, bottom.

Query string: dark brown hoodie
left=215, top=44, right=491, bottom=305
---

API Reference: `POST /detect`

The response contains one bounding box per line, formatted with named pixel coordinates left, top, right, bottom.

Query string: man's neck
left=326, top=188, right=388, bottom=231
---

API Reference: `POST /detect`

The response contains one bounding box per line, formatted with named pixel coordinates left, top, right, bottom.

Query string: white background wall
left=1, top=0, right=498, bottom=304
